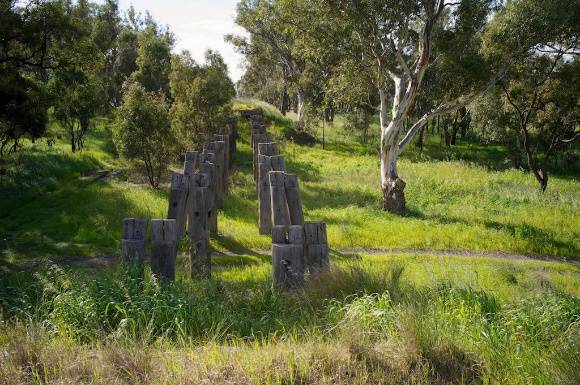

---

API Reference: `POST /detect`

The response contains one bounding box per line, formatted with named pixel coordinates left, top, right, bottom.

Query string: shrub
left=113, top=82, right=175, bottom=187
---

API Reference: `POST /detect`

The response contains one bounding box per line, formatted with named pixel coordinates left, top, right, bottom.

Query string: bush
left=113, top=82, right=175, bottom=187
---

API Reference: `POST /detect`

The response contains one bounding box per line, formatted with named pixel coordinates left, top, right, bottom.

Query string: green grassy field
left=1, top=100, right=579, bottom=384
left=2, top=101, right=578, bottom=264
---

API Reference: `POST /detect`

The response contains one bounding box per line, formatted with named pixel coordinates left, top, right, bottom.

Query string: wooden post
left=215, top=134, right=230, bottom=175
left=228, top=116, right=238, bottom=156
left=204, top=142, right=225, bottom=208
left=183, top=151, right=197, bottom=177
left=167, top=172, right=188, bottom=241
left=214, top=140, right=227, bottom=192
left=272, top=225, right=305, bottom=289
left=258, top=155, right=273, bottom=235
left=252, top=133, right=272, bottom=182
left=151, top=219, right=177, bottom=281
left=269, top=171, right=290, bottom=227
left=121, top=218, right=147, bottom=272
left=258, top=154, right=285, bottom=234
left=304, top=221, right=329, bottom=273
left=258, top=142, right=277, bottom=157
left=284, top=174, right=304, bottom=225
left=188, top=173, right=211, bottom=278
left=200, top=154, right=217, bottom=237
left=255, top=142, right=278, bottom=234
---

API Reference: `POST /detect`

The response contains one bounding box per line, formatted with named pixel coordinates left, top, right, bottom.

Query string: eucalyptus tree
left=296, top=0, right=496, bottom=213
left=237, top=54, right=288, bottom=110
left=228, top=0, right=307, bottom=120
left=132, top=27, right=174, bottom=99
left=482, top=0, right=579, bottom=191
left=49, top=0, right=108, bottom=152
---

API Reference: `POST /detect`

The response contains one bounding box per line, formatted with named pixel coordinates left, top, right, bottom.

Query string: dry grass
left=0, top=327, right=491, bottom=385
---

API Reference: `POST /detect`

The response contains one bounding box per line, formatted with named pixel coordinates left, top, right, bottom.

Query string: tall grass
left=1, top=254, right=579, bottom=384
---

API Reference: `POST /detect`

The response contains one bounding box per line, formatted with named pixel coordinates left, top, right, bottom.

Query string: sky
left=116, top=0, right=246, bottom=82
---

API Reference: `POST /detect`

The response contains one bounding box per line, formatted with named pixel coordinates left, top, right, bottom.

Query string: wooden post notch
left=151, top=219, right=177, bottom=281
left=304, top=221, right=329, bottom=273
left=272, top=225, right=305, bottom=289
left=167, top=172, right=189, bottom=242
left=188, top=173, right=211, bottom=279
left=121, top=217, right=147, bottom=273
left=200, top=152, right=217, bottom=236
left=258, top=153, right=285, bottom=234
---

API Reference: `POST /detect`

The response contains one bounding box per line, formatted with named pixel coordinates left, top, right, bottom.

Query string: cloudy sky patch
left=116, top=0, right=246, bottom=81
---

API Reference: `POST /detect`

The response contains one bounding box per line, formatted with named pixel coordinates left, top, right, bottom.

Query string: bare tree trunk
left=450, top=111, right=459, bottom=146
left=296, top=91, right=304, bottom=122
left=513, top=134, right=522, bottom=169
left=521, top=125, right=548, bottom=192
left=380, top=85, right=406, bottom=215
left=417, top=122, right=426, bottom=152
left=71, top=131, right=77, bottom=153
left=280, top=86, right=289, bottom=115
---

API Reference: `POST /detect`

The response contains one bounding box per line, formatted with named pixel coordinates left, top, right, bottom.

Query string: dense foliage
left=0, top=0, right=235, bottom=185
left=230, top=0, right=579, bottom=196
left=170, top=50, right=236, bottom=149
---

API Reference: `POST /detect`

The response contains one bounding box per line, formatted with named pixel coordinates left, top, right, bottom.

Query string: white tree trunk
left=380, top=79, right=407, bottom=214
left=296, top=91, right=304, bottom=122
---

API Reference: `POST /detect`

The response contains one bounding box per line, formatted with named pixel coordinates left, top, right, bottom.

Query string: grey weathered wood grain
left=272, top=244, right=304, bottom=289
left=303, top=221, right=329, bottom=273
left=121, top=217, right=147, bottom=272
left=187, top=172, right=211, bottom=278
left=200, top=160, right=217, bottom=236
left=151, top=219, right=177, bottom=281
left=190, top=237, right=210, bottom=279
left=284, top=174, right=304, bottom=225
left=215, top=134, right=230, bottom=175
left=269, top=171, right=290, bottom=227
left=183, top=151, right=197, bottom=177
left=167, top=172, right=189, bottom=242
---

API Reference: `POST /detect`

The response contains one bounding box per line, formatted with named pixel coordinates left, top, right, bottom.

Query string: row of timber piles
left=120, top=119, right=238, bottom=281
left=248, top=112, right=329, bottom=290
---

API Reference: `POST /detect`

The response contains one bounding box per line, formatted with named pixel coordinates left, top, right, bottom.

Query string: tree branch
left=399, top=67, right=508, bottom=152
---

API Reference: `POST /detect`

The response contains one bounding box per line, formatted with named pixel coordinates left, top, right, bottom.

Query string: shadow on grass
left=215, top=234, right=269, bottom=262
left=0, top=181, right=160, bottom=263
left=221, top=188, right=259, bottom=225
left=301, top=184, right=380, bottom=211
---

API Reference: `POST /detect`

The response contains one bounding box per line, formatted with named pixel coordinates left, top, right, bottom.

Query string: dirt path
left=5, top=248, right=577, bottom=272
left=218, top=248, right=579, bottom=266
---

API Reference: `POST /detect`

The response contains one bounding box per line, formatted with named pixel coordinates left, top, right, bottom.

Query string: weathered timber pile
left=247, top=113, right=329, bottom=289
left=120, top=118, right=238, bottom=281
